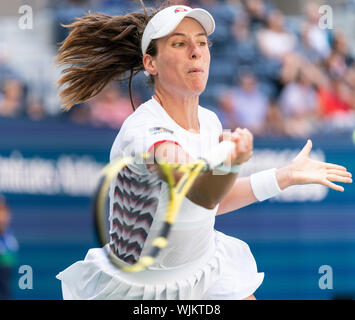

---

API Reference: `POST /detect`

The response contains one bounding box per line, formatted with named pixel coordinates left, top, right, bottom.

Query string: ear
left=142, top=54, right=158, bottom=76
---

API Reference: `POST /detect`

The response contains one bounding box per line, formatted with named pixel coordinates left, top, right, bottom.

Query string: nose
left=190, top=43, right=202, bottom=60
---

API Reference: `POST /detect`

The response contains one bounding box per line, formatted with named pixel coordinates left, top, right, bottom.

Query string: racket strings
left=109, top=165, right=161, bottom=265
left=95, top=155, right=209, bottom=272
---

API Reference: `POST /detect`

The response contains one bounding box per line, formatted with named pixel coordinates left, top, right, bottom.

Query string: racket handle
left=203, top=140, right=235, bottom=170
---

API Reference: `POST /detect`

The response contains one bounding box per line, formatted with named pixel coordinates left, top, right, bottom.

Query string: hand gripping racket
left=93, top=140, right=235, bottom=272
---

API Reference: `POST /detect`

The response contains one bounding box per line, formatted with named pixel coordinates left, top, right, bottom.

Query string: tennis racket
left=93, top=140, right=235, bottom=273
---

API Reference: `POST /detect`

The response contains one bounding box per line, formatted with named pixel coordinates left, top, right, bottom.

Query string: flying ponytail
left=56, top=10, right=151, bottom=110
left=56, top=0, right=181, bottom=111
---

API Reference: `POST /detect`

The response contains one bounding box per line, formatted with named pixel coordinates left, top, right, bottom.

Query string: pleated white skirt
left=56, top=231, right=264, bottom=300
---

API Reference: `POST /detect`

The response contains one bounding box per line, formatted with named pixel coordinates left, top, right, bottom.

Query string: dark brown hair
left=56, top=0, right=184, bottom=111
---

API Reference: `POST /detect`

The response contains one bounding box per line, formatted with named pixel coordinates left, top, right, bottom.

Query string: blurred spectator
left=0, top=40, right=31, bottom=120
left=325, top=31, right=355, bottom=82
left=264, top=101, right=285, bottom=136
left=344, top=64, right=355, bottom=104
left=302, top=2, right=332, bottom=60
left=224, top=0, right=244, bottom=13
left=326, top=51, right=350, bottom=80
left=89, top=83, right=136, bottom=129
left=243, top=0, right=269, bottom=32
left=52, top=0, right=98, bottom=45
left=0, top=79, right=26, bottom=118
left=256, top=8, right=303, bottom=98
left=26, top=96, right=47, bottom=121
left=278, top=69, right=319, bottom=137
left=229, top=14, right=260, bottom=68
left=0, top=45, right=18, bottom=87
left=331, top=31, right=354, bottom=68
left=257, top=9, right=297, bottom=61
left=197, top=0, right=218, bottom=8
left=199, top=0, right=237, bottom=48
left=318, top=75, right=354, bottom=121
left=66, top=102, right=92, bottom=125
left=296, top=25, right=325, bottom=65
left=0, top=195, right=19, bottom=300
left=217, top=71, right=269, bottom=135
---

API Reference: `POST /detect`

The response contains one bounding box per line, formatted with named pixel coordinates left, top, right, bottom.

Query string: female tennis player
left=55, top=1, right=352, bottom=300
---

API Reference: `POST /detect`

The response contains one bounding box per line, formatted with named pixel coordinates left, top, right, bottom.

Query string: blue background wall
left=1, top=118, right=354, bottom=300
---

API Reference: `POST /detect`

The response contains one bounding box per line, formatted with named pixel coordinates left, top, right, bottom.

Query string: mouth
left=188, top=68, right=204, bottom=74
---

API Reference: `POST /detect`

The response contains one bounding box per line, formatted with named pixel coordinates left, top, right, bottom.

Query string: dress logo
left=149, top=127, right=174, bottom=135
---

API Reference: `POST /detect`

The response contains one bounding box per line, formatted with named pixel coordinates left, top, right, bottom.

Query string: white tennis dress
left=56, top=97, right=264, bottom=299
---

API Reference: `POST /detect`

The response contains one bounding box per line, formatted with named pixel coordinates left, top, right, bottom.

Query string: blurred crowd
left=207, top=0, right=355, bottom=137
left=0, top=0, right=354, bottom=137
left=0, top=51, right=44, bottom=121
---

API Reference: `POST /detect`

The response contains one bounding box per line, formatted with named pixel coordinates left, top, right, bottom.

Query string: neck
left=153, top=88, right=200, bottom=133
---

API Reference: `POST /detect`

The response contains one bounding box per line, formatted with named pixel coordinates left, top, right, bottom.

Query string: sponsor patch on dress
left=149, top=127, right=174, bottom=135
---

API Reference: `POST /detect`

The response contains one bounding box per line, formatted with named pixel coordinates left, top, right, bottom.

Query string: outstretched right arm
left=149, top=128, right=254, bottom=209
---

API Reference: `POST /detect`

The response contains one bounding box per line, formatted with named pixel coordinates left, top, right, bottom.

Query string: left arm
left=217, top=140, right=352, bottom=215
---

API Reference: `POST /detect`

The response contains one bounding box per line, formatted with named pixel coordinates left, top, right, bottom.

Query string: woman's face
left=149, top=17, right=211, bottom=97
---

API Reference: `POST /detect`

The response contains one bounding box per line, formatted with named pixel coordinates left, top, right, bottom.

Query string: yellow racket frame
left=93, top=154, right=207, bottom=273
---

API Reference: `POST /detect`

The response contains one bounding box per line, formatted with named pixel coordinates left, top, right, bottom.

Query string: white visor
left=141, top=5, right=215, bottom=75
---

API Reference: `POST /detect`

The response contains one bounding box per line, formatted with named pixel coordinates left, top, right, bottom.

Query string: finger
left=234, top=127, right=244, bottom=133
left=300, top=139, right=312, bottom=157
left=237, top=128, right=252, bottom=138
left=222, top=130, right=233, bottom=139
left=231, top=131, right=241, bottom=140
left=327, top=169, right=352, bottom=178
left=237, top=128, right=253, bottom=146
left=236, top=128, right=250, bottom=141
left=237, top=135, right=252, bottom=154
left=321, top=179, right=344, bottom=192
left=325, top=163, right=348, bottom=171
left=292, top=139, right=312, bottom=162
left=242, top=128, right=253, bottom=144
left=326, top=174, right=353, bottom=184
left=220, top=130, right=235, bottom=143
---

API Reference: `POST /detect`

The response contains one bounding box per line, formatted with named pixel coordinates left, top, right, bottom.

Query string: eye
left=173, top=42, right=185, bottom=47
left=198, top=41, right=207, bottom=47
